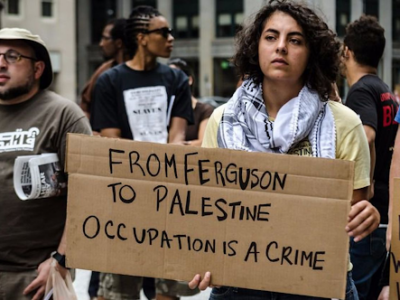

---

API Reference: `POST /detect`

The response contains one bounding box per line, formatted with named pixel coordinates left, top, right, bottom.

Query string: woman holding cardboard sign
left=188, top=0, right=380, bottom=299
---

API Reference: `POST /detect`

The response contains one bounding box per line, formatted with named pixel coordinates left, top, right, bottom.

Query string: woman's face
left=142, top=16, right=174, bottom=58
left=258, top=11, right=310, bottom=86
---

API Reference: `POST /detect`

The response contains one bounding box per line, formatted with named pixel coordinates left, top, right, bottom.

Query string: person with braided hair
left=91, top=5, right=193, bottom=144
left=91, top=5, right=196, bottom=300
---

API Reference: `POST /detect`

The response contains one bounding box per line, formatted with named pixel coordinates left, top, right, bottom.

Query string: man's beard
left=0, top=76, right=35, bottom=101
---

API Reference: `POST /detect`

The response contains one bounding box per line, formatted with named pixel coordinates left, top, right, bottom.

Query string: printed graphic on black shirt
left=123, top=86, right=169, bottom=143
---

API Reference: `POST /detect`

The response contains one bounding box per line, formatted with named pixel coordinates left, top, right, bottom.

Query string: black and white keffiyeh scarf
left=217, top=79, right=336, bottom=158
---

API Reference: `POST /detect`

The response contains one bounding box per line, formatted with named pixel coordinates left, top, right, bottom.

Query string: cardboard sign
left=65, top=134, right=354, bottom=299
left=390, top=178, right=400, bottom=299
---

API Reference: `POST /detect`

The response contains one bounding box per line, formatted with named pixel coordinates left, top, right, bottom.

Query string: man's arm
left=348, top=187, right=380, bottom=242
left=24, top=104, right=91, bottom=300
left=23, top=227, right=69, bottom=300
left=363, top=125, right=376, bottom=199
left=168, top=70, right=194, bottom=142
left=100, top=128, right=122, bottom=138
left=168, top=116, right=187, bottom=143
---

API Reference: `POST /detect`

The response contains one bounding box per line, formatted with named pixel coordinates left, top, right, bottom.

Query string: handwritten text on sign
left=66, top=134, right=354, bottom=299
left=390, top=178, right=400, bottom=299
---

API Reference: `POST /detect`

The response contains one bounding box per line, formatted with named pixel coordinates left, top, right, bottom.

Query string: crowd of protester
left=0, top=0, right=399, bottom=300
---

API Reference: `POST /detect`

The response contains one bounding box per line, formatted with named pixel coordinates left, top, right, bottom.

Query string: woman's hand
left=188, top=272, right=212, bottom=290
left=346, top=200, right=380, bottom=242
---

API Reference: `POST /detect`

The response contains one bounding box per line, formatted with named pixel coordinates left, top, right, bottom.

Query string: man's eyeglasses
left=143, top=27, right=173, bottom=39
left=0, top=50, right=37, bottom=64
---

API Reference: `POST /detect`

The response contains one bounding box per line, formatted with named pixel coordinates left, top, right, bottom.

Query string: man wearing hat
left=0, top=28, right=91, bottom=299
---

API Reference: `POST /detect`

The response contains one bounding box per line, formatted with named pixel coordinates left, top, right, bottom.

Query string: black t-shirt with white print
left=346, top=74, right=398, bottom=224
left=91, top=63, right=194, bottom=142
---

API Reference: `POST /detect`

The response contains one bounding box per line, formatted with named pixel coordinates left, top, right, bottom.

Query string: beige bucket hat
left=0, top=28, right=53, bottom=89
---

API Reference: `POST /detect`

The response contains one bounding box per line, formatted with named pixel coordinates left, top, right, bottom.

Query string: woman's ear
left=188, top=76, right=194, bottom=86
left=136, top=32, right=147, bottom=47
left=342, top=46, right=350, bottom=59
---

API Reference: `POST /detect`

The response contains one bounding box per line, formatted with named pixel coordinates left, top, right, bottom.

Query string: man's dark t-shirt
left=0, top=91, right=91, bottom=271
left=91, top=63, right=194, bottom=142
left=346, top=75, right=398, bottom=224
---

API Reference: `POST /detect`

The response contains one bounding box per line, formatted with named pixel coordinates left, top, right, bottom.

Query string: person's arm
left=23, top=103, right=92, bottom=299
left=347, top=187, right=380, bottom=242
left=100, top=128, right=122, bottom=138
left=168, top=116, right=187, bottom=143
left=363, top=125, right=376, bottom=199
left=80, top=82, right=91, bottom=119
left=345, top=89, right=378, bottom=199
left=186, top=118, right=210, bottom=146
left=378, top=248, right=390, bottom=300
left=339, top=114, right=380, bottom=242
left=378, top=286, right=389, bottom=300
left=168, top=70, right=194, bottom=142
left=23, top=227, right=68, bottom=300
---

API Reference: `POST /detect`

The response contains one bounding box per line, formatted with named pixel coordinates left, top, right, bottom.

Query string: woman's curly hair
left=233, top=0, right=341, bottom=100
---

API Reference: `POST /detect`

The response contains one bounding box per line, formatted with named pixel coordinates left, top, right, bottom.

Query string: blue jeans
left=209, top=271, right=358, bottom=300
left=350, top=227, right=387, bottom=300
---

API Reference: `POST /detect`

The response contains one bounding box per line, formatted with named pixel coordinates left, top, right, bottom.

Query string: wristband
left=51, top=251, right=67, bottom=268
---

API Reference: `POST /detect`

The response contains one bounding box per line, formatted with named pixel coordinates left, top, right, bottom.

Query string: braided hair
left=125, top=5, right=161, bottom=56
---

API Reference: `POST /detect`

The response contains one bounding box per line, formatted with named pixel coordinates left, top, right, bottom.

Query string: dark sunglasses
left=0, top=50, right=37, bottom=64
left=143, top=27, right=173, bottom=39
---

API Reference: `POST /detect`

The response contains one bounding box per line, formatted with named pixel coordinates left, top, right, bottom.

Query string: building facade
left=77, top=0, right=400, bottom=101
left=1, top=0, right=76, bottom=101
left=1, top=0, right=399, bottom=101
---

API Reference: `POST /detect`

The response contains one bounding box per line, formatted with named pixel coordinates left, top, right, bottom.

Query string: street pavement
left=73, top=269, right=211, bottom=300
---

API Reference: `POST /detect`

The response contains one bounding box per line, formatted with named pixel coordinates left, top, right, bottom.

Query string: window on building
left=336, top=0, right=351, bottom=37
left=132, top=0, right=157, bottom=8
left=7, top=0, right=19, bottom=15
left=91, top=0, right=117, bottom=43
left=363, top=0, right=379, bottom=19
left=41, top=0, right=53, bottom=17
left=173, top=0, right=199, bottom=39
left=216, top=0, right=243, bottom=38
left=394, top=0, right=400, bottom=42
left=214, top=58, right=240, bottom=97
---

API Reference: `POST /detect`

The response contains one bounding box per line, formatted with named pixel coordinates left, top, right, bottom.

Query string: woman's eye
left=290, top=39, right=301, bottom=45
left=265, top=35, right=275, bottom=41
